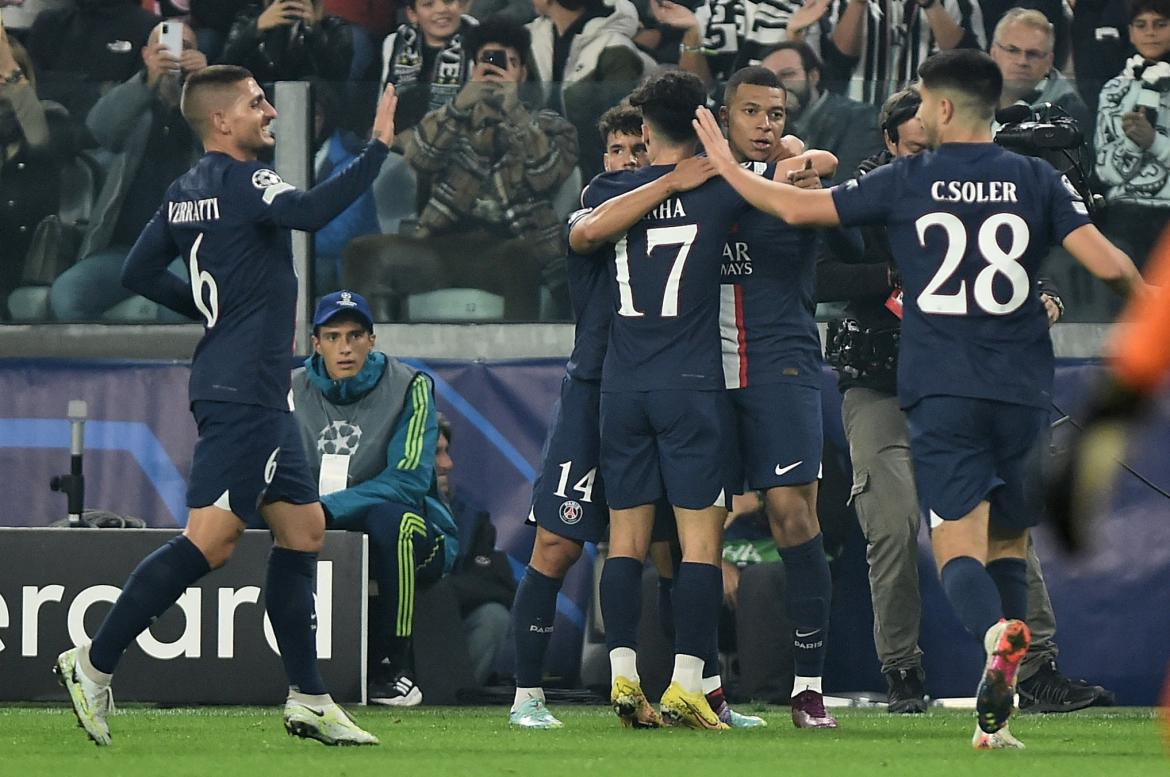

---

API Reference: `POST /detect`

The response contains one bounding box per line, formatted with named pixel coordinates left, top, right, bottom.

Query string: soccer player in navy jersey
left=694, top=49, right=1144, bottom=748
left=716, top=65, right=839, bottom=729
left=569, top=70, right=835, bottom=730
left=54, top=65, right=399, bottom=747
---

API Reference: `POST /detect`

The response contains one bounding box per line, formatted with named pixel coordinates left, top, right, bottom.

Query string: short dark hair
left=917, top=49, right=1002, bottom=121
left=879, top=86, right=921, bottom=143
left=723, top=65, right=784, bottom=107
left=180, top=65, right=255, bottom=133
left=466, top=14, right=532, bottom=63
left=627, top=70, right=706, bottom=146
left=1129, top=0, right=1170, bottom=22
left=437, top=412, right=452, bottom=445
left=760, top=40, right=823, bottom=76
left=598, top=103, right=642, bottom=141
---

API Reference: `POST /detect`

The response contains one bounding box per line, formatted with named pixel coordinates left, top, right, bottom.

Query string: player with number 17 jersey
left=831, top=144, right=1091, bottom=411
left=584, top=162, right=768, bottom=510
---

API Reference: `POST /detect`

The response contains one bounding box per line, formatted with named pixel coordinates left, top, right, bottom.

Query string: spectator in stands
left=1071, top=0, right=1129, bottom=118
left=819, top=0, right=985, bottom=106
left=380, top=0, right=478, bottom=134
left=981, top=1, right=1067, bottom=68
left=527, top=0, right=650, bottom=181
left=220, top=0, right=355, bottom=84
left=1095, top=0, right=1170, bottom=270
left=345, top=15, right=577, bottom=320
left=311, top=79, right=381, bottom=292
left=25, top=0, right=159, bottom=122
left=292, top=290, right=456, bottom=706
left=760, top=40, right=882, bottom=182
left=0, top=27, right=73, bottom=318
left=989, top=8, right=1090, bottom=134
left=48, top=21, right=203, bottom=321
left=471, top=0, right=534, bottom=23
left=324, top=0, right=398, bottom=81
left=652, top=0, right=828, bottom=91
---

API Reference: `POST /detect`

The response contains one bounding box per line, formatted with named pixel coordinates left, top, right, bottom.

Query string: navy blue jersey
left=719, top=207, right=821, bottom=389
left=831, top=143, right=1090, bottom=409
left=122, top=143, right=389, bottom=410
left=583, top=163, right=767, bottom=392
left=564, top=208, right=613, bottom=382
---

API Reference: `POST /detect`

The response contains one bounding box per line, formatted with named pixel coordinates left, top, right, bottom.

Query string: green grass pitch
left=3, top=705, right=1164, bottom=776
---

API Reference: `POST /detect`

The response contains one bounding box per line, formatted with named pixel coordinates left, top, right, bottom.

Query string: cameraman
left=818, top=86, right=1113, bottom=715
left=1095, top=0, right=1170, bottom=271
left=989, top=8, right=1090, bottom=135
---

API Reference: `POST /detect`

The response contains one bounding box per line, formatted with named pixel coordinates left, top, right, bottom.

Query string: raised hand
left=667, top=155, right=717, bottom=192
left=651, top=0, right=701, bottom=32
left=371, top=83, right=397, bottom=146
left=693, top=106, right=736, bottom=172
left=257, top=0, right=307, bottom=31
left=142, top=41, right=181, bottom=87
left=787, top=0, right=832, bottom=36
left=786, top=158, right=822, bottom=189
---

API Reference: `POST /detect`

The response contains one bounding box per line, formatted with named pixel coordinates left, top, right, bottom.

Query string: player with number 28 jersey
left=832, top=142, right=1088, bottom=410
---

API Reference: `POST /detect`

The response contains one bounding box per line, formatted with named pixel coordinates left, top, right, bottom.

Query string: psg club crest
left=558, top=500, right=583, bottom=525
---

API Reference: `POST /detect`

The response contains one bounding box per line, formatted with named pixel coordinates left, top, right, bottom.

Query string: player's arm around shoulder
left=693, top=106, right=840, bottom=226
left=568, top=157, right=717, bottom=253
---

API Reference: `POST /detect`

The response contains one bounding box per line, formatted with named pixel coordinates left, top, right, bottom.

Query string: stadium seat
left=6, top=286, right=52, bottom=321
left=406, top=289, right=506, bottom=321
left=102, top=296, right=160, bottom=322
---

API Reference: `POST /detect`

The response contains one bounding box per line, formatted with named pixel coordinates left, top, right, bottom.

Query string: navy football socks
left=672, top=562, right=722, bottom=660
left=941, top=555, right=1003, bottom=639
left=512, top=565, right=563, bottom=688
left=778, top=533, right=831, bottom=678
left=986, top=557, right=1029, bottom=622
left=600, top=556, right=643, bottom=651
left=89, top=535, right=211, bottom=674
left=266, top=546, right=327, bottom=695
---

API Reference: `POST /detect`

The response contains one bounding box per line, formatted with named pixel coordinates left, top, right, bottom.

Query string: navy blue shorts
left=730, top=382, right=823, bottom=490
left=188, top=401, right=318, bottom=527
left=528, top=377, right=676, bottom=543
left=600, top=389, right=734, bottom=511
left=529, top=376, right=610, bottom=544
left=906, top=396, right=1048, bottom=531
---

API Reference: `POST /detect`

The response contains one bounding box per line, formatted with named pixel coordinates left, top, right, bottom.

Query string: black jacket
left=221, top=6, right=353, bottom=83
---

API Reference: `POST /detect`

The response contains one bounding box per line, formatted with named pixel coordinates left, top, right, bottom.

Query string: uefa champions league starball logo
left=317, top=421, right=363, bottom=456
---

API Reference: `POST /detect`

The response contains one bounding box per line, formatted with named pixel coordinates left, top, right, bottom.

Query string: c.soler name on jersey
left=169, top=197, right=222, bottom=224
left=930, top=180, right=1019, bottom=203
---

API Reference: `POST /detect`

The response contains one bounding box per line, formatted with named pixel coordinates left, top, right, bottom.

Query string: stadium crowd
left=0, top=0, right=1166, bottom=321
left=6, top=0, right=1158, bottom=753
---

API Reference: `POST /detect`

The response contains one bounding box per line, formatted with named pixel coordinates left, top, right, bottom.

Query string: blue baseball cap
left=313, top=290, right=374, bottom=330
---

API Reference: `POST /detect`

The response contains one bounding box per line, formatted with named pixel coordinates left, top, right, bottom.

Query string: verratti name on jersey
left=168, top=197, right=222, bottom=224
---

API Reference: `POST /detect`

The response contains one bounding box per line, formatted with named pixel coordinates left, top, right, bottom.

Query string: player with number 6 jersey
left=54, top=66, right=398, bottom=750
left=692, top=49, right=1143, bottom=749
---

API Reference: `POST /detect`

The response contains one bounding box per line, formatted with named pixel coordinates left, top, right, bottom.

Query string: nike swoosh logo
left=795, top=629, right=821, bottom=638
left=774, top=461, right=804, bottom=476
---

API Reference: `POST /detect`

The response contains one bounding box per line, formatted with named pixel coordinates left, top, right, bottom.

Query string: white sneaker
left=368, top=673, right=423, bottom=707
left=972, top=723, right=1026, bottom=749
left=54, top=646, right=114, bottom=746
left=283, top=698, right=380, bottom=746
